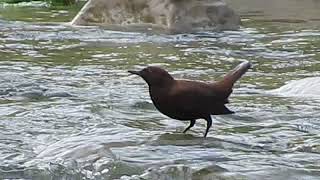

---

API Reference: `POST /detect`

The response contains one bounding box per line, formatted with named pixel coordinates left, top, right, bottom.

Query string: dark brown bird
left=128, top=61, right=251, bottom=137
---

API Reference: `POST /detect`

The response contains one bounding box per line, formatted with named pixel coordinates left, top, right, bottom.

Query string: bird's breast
left=149, top=87, right=205, bottom=120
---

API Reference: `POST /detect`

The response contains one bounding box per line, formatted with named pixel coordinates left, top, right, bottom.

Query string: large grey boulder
left=71, top=0, right=240, bottom=33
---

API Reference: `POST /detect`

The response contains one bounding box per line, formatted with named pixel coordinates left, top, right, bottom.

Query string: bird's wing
left=168, top=81, right=232, bottom=115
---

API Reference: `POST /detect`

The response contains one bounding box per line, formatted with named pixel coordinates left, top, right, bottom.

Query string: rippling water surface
left=1, top=2, right=320, bottom=180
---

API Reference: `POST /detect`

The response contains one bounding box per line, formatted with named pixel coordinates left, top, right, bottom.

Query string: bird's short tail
left=217, top=61, right=251, bottom=90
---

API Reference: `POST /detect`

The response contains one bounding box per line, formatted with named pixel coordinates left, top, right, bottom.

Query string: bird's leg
left=204, top=116, right=212, bottom=138
left=183, top=119, right=196, bottom=133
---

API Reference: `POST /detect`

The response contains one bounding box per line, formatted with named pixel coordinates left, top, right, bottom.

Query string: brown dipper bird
left=129, top=61, right=251, bottom=137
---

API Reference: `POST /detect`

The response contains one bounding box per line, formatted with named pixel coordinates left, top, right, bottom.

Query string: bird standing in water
left=129, top=61, right=251, bottom=137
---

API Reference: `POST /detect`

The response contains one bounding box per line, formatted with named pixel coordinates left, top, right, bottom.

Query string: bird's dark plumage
left=129, top=61, right=251, bottom=137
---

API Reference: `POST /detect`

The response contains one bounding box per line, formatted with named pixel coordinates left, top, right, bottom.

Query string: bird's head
left=128, top=66, right=174, bottom=87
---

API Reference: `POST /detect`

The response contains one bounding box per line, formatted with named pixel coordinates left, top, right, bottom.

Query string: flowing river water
left=1, top=1, right=320, bottom=179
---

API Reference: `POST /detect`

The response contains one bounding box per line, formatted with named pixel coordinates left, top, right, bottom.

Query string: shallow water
left=0, top=1, right=320, bottom=180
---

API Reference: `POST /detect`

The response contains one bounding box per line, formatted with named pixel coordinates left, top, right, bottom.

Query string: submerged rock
left=139, top=165, right=193, bottom=180
left=44, top=91, right=73, bottom=98
left=71, top=0, right=240, bottom=33
left=269, top=77, right=320, bottom=97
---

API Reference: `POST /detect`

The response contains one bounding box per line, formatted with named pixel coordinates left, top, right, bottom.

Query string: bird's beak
left=128, top=70, right=141, bottom=76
